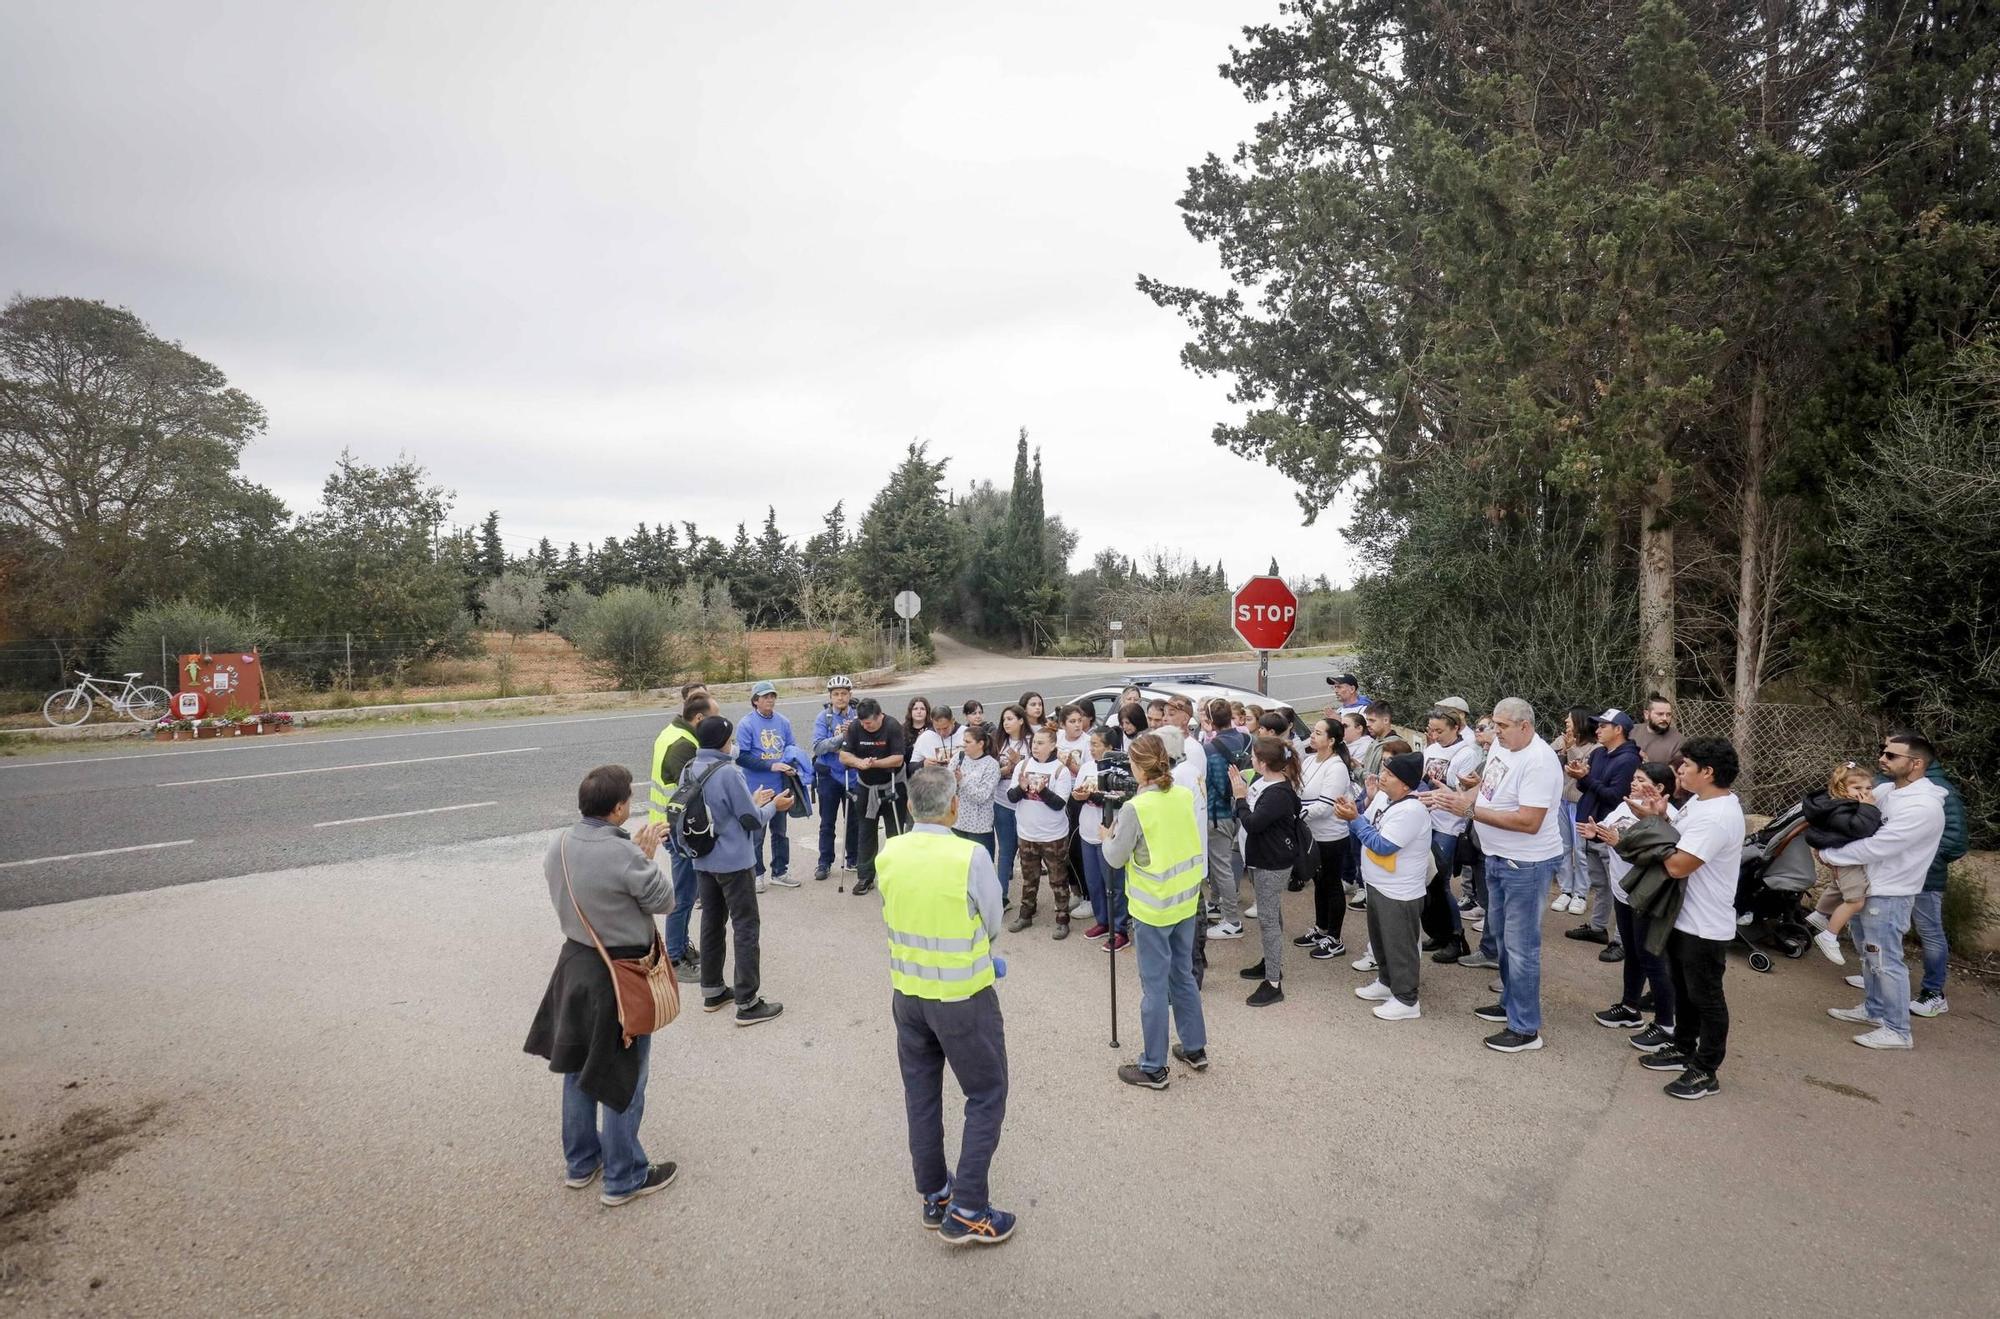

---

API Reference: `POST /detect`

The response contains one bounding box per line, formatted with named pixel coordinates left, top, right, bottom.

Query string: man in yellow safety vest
left=877, top=765, right=1016, bottom=1247
left=648, top=686, right=711, bottom=979
left=1102, top=731, right=1210, bottom=1090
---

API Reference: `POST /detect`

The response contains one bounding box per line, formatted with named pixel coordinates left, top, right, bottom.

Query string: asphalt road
left=0, top=655, right=1344, bottom=910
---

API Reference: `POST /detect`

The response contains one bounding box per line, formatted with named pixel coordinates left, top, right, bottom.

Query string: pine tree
left=476, top=510, right=505, bottom=579
left=854, top=442, right=961, bottom=634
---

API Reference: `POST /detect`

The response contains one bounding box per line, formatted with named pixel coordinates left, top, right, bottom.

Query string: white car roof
left=1064, top=676, right=1299, bottom=715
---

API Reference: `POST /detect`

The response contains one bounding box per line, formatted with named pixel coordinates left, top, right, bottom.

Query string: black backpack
left=1292, top=802, right=1318, bottom=885
left=668, top=760, right=728, bottom=859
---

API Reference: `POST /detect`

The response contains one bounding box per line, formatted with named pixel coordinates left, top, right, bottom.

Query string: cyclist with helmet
left=811, top=675, right=863, bottom=882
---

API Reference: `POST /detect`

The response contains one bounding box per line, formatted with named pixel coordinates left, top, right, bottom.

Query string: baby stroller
left=1732, top=802, right=1816, bottom=971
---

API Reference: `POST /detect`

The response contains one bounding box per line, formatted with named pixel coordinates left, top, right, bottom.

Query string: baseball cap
left=1325, top=671, right=1361, bottom=688
left=1594, top=708, right=1635, bottom=733
left=1435, top=696, right=1470, bottom=715
left=750, top=680, right=778, bottom=698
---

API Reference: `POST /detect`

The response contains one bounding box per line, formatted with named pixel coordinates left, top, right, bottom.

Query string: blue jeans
left=993, top=808, right=1019, bottom=904
left=562, top=1034, right=651, bottom=1195
left=1487, top=854, right=1557, bottom=1035
left=752, top=805, right=790, bottom=879
left=664, top=842, right=698, bottom=960
left=815, top=769, right=860, bottom=871
left=1912, top=890, right=1948, bottom=997
left=1134, top=917, right=1204, bottom=1072
left=1556, top=803, right=1587, bottom=896
left=1427, top=831, right=1463, bottom=935
left=1081, top=839, right=1129, bottom=932
left=954, top=828, right=996, bottom=859
left=1859, top=893, right=1916, bottom=1040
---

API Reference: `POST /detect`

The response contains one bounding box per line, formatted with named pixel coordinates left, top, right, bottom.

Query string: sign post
left=1230, top=575, right=1299, bottom=695
left=893, top=590, right=922, bottom=670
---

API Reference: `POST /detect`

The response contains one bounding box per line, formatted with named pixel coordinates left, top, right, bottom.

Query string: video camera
left=1095, top=751, right=1137, bottom=826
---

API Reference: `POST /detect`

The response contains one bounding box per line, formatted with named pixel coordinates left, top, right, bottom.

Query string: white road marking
left=314, top=801, right=498, bottom=828
left=157, top=746, right=541, bottom=787
left=0, top=839, right=195, bottom=870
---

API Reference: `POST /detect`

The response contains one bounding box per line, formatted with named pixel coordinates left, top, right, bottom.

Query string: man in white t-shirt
left=1624, top=738, right=1745, bottom=1100
left=1425, top=696, right=1563, bottom=1054
left=1420, top=708, right=1483, bottom=963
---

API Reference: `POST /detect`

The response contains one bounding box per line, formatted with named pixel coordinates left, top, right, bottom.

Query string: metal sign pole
left=1258, top=650, right=1269, bottom=695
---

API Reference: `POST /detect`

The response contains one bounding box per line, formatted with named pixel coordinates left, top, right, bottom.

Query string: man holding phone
left=912, top=704, right=966, bottom=769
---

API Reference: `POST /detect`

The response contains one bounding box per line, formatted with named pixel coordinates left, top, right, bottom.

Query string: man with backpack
left=678, top=714, right=790, bottom=1027
left=648, top=689, right=713, bottom=981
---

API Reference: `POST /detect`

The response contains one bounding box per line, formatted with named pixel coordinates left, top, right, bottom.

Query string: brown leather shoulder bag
left=560, top=834, right=681, bottom=1045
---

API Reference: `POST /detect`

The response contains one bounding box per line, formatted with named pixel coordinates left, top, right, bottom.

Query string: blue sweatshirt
left=686, top=748, right=777, bottom=874
left=1576, top=740, right=1641, bottom=824
left=1205, top=729, right=1250, bottom=820
left=735, top=708, right=799, bottom=795
left=811, top=703, right=861, bottom=788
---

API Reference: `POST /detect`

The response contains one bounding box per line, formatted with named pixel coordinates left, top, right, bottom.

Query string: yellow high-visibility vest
left=1126, top=785, right=1206, bottom=927
left=647, top=722, right=698, bottom=825
left=877, top=830, right=995, bottom=1001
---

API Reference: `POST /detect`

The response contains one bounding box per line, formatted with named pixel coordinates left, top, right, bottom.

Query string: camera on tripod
left=1095, top=751, right=1137, bottom=825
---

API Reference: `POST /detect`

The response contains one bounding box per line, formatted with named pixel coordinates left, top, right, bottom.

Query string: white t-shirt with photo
left=1601, top=802, right=1639, bottom=902
left=1009, top=757, right=1076, bottom=843
left=1359, top=795, right=1431, bottom=900
left=1671, top=792, right=1746, bottom=941
left=1422, top=736, right=1484, bottom=837
left=910, top=725, right=966, bottom=769
left=1472, top=735, right=1565, bottom=862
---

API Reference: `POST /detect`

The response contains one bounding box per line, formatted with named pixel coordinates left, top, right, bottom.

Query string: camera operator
left=1073, top=725, right=1136, bottom=950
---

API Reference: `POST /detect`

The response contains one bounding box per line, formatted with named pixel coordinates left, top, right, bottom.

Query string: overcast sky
left=2, top=0, right=1356, bottom=586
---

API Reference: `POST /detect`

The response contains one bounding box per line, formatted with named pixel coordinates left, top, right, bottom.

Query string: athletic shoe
left=1309, top=938, right=1346, bottom=961
left=1484, top=1029, right=1543, bottom=1053
left=1103, top=932, right=1131, bottom=953
left=1430, top=938, right=1469, bottom=965
left=1006, top=915, right=1033, bottom=933
left=1243, top=904, right=1260, bottom=920
left=1806, top=910, right=1830, bottom=932
left=701, top=991, right=733, bottom=1013
left=1489, top=977, right=1505, bottom=994
left=1471, top=1002, right=1509, bottom=1023
left=1347, top=891, right=1367, bottom=910
left=1844, top=974, right=1865, bottom=991
left=1350, top=952, right=1378, bottom=972
left=1085, top=923, right=1111, bottom=940
left=1910, top=991, right=1950, bottom=1018
left=755, top=875, right=768, bottom=894
left=563, top=1163, right=602, bottom=1190
left=1069, top=896, right=1092, bottom=918
left=769, top=873, right=800, bottom=889
left=922, top=1182, right=953, bottom=1230
left=1238, top=960, right=1268, bottom=981
left=1247, top=981, right=1285, bottom=1007
left=1373, top=998, right=1421, bottom=1020
left=1421, top=935, right=1447, bottom=953
left=1594, top=1002, right=1644, bottom=1030
left=1051, top=922, right=1070, bottom=941
left=1460, top=951, right=1499, bottom=969
left=1466, top=916, right=1485, bottom=931
left=1854, top=1027, right=1914, bottom=1050
left=1828, top=1004, right=1881, bottom=1026
left=851, top=878, right=876, bottom=896
left=813, top=867, right=830, bottom=882
left=1640, top=1050, right=1691, bottom=1072
left=1118, top=1063, right=1169, bottom=1090
left=1286, top=876, right=1309, bottom=892
left=734, top=999, right=784, bottom=1027
left=939, top=1205, right=1017, bottom=1247
left=672, top=954, right=701, bottom=984
left=1463, top=907, right=1484, bottom=921
left=1664, top=1069, right=1720, bottom=1101
left=1737, top=912, right=1754, bottom=925
left=1598, top=944, right=1625, bottom=963
left=1628, top=1023, right=1676, bottom=1053
left=1207, top=921, right=1245, bottom=940
left=1549, top=894, right=1570, bottom=912
left=1457, top=895, right=1478, bottom=911
left=1205, top=902, right=1221, bottom=921
left=1172, top=1044, right=1209, bottom=1071
left=1564, top=924, right=1609, bottom=945
left=1354, top=979, right=1394, bottom=1002
left=1813, top=929, right=1846, bottom=965
left=1293, top=928, right=1326, bottom=948
left=600, top=1161, right=678, bottom=1207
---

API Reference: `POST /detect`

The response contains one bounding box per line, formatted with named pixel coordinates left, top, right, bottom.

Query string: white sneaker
left=1812, top=929, right=1846, bottom=965
left=1489, top=977, right=1505, bottom=994
left=1070, top=896, right=1092, bottom=918
left=1569, top=894, right=1590, bottom=915
left=1844, top=974, right=1865, bottom=990
left=1354, top=980, right=1393, bottom=1002
left=1806, top=910, right=1830, bottom=933
left=1549, top=894, right=1569, bottom=912
left=1828, top=1004, right=1881, bottom=1026
left=1373, top=998, right=1421, bottom=1021
left=1350, top=953, right=1378, bottom=972
left=755, top=875, right=768, bottom=894
left=1207, top=922, right=1245, bottom=940
left=1854, top=1027, right=1914, bottom=1050
left=769, top=873, right=801, bottom=889
left=1737, top=911, right=1755, bottom=926
left=1910, top=993, right=1949, bottom=1018
left=1242, top=904, right=1260, bottom=920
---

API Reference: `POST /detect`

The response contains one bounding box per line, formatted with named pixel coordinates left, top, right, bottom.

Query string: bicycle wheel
left=43, top=688, right=92, bottom=727
left=125, top=686, right=172, bottom=723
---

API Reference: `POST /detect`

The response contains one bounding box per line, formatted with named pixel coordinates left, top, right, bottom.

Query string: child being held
left=1800, top=761, right=1882, bottom=965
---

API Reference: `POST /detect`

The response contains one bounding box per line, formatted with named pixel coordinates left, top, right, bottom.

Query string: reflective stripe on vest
left=647, top=722, right=697, bottom=825
left=1127, top=785, right=1205, bottom=927
left=877, top=830, right=994, bottom=1001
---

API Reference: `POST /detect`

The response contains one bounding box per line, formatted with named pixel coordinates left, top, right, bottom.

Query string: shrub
left=568, top=587, right=694, bottom=690
left=1941, top=864, right=1994, bottom=950
left=108, top=599, right=276, bottom=685
left=803, top=640, right=866, bottom=677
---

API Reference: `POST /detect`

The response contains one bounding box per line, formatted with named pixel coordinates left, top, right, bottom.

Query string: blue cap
left=751, top=680, right=778, bottom=698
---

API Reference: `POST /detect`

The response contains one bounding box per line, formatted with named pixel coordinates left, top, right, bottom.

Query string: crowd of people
left=523, top=667, right=1970, bottom=1231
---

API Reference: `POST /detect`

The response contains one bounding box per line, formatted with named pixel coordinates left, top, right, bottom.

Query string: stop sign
left=1231, top=575, right=1299, bottom=651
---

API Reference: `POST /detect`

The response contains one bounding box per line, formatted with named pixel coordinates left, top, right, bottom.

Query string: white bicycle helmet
left=826, top=674, right=854, bottom=690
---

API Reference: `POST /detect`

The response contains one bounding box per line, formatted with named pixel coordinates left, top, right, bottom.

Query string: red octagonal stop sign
left=1231, top=575, right=1299, bottom=651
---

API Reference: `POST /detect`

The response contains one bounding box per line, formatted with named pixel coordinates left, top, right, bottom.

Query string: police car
left=1060, top=673, right=1311, bottom=739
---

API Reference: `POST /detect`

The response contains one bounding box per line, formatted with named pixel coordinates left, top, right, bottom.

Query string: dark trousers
left=815, top=770, right=860, bottom=871
left=1312, top=838, right=1350, bottom=940
left=1366, top=889, right=1424, bottom=1006
left=1667, top=929, right=1728, bottom=1073
left=698, top=867, right=761, bottom=1006
left=1615, top=898, right=1676, bottom=1026
left=1420, top=832, right=1464, bottom=941
left=894, top=987, right=1008, bottom=1215
left=856, top=791, right=908, bottom=886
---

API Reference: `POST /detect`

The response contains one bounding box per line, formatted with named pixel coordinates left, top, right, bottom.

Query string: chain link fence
left=1676, top=699, right=1887, bottom=817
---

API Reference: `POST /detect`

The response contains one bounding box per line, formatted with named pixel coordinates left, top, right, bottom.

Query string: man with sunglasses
left=1818, top=734, right=1948, bottom=1050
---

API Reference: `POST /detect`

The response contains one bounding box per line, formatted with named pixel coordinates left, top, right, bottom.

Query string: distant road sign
left=893, top=590, right=922, bottom=620
left=1231, top=576, right=1298, bottom=651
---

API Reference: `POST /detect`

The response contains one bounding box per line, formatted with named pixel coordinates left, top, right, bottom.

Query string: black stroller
left=1731, top=802, right=1816, bottom=971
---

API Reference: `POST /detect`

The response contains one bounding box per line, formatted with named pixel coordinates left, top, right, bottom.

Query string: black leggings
left=1312, top=838, right=1351, bottom=939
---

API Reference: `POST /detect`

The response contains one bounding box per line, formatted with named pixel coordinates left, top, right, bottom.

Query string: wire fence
left=1676, top=698, right=1887, bottom=817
